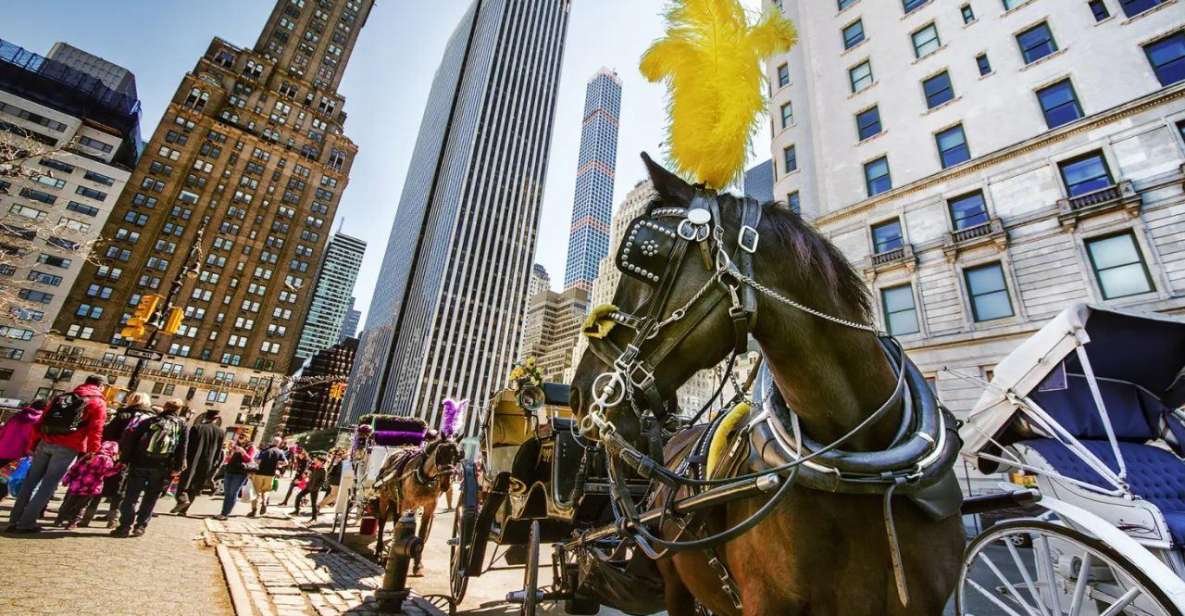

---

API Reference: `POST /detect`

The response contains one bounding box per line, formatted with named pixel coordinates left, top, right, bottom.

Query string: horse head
left=571, top=153, right=880, bottom=448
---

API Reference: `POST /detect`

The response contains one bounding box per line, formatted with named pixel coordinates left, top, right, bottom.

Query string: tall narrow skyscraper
left=344, top=0, right=571, bottom=433
left=563, top=68, right=621, bottom=292
left=295, top=231, right=365, bottom=361
left=338, top=297, right=360, bottom=342
left=38, top=0, right=372, bottom=425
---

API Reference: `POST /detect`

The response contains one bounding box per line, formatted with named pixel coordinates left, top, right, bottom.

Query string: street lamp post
left=126, top=227, right=204, bottom=393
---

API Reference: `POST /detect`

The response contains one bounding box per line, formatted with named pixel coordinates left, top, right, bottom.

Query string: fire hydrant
left=376, top=512, right=422, bottom=614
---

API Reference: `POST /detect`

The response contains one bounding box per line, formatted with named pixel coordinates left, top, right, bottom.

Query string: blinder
left=617, top=217, right=681, bottom=285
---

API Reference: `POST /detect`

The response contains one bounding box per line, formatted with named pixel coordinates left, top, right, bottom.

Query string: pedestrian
left=249, top=436, right=287, bottom=516
left=279, top=448, right=309, bottom=506
left=112, top=399, right=188, bottom=538
left=55, top=441, right=123, bottom=529
left=94, top=392, right=154, bottom=528
left=6, top=375, right=108, bottom=534
left=0, top=400, right=46, bottom=502
left=172, top=408, right=226, bottom=516
left=317, top=449, right=345, bottom=513
left=292, top=454, right=326, bottom=520
left=216, top=431, right=256, bottom=521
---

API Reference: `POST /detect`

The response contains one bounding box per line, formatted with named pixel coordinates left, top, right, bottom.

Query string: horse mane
left=722, top=194, right=871, bottom=321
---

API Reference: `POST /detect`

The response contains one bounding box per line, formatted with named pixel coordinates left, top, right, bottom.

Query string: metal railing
left=950, top=218, right=1005, bottom=245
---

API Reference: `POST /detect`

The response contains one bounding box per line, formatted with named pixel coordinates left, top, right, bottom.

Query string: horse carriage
left=448, top=380, right=656, bottom=615
left=955, top=303, right=1185, bottom=615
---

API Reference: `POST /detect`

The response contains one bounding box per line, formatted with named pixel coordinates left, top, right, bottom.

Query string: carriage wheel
left=957, top=519, right=1181, bottom=616
left=520, top=520, right=540, bottom=616
left=449, top=461, right=478, bottom=604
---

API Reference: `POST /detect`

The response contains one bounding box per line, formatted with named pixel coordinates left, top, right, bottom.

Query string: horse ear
left=641, top=152, right=694, bottom=205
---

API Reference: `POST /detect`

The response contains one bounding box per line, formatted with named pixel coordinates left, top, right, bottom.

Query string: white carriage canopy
left=959, top=303, right=1185, bottom=544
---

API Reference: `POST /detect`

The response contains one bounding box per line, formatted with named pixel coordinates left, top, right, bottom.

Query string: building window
left=1118, top=0, right=1168, bottom=18
left=1058, top=151, right=1113, bottom=197
left=1036, top=79, right=1083, bottom=129
left=976, top=53, right=992, bottom=75
left=777, top=64, right=790, bottom=88
left=871, top=219, right=904, bottom=254
left=1086, top=232, right=1154, bottom=299
left=903, top=0, right=928, bottom=14
left=843, top=20, right=865, bottom=49
left=864, top=157, right=891, bottom=197
left=1002, top=0, right=1024, bottom=9
left=1144, top=32, right=1185, bottom=87
left=838, top=0, right=857, bottom=9
left=912, top=23, right=941, bottom=58
left=780, top=102, right=794, bottom=128
left=782, top=145, right=798, bottom=174
left=849, top=60, right=873, bottom=93
left=1016, top=22, right=1058, bottom=65
left=936, top=124, right=970, bottom=168
left=961, top=4, right=975, bottom=23
left=1089, top=0, right=1111, bottom=21
left=948, top=191, right=990, bottom=230
left=965, top=262, right=1014, bottom=322
left=882, top=285, right=920, bottom=336
left=787, top=191, right=800, bottom=214
left=923, top=71, right=954, bottom=108
left=856, top=106, right=882, bottom=140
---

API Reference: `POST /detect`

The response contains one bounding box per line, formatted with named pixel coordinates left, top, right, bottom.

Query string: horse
left=569, top=153, right=965, bottom=615
left=372, top=434, right=462, bottom=575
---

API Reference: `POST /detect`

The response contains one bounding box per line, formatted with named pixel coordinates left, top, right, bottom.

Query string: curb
left=215, top=542, right=258, bottom=616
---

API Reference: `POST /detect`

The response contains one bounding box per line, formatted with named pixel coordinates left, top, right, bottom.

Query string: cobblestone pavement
left=205, top=515, right=442, bottom=616
left=0, top=487, right=233, bottom=616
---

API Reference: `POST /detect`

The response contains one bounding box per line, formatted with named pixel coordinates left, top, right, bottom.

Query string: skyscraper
left=338, top=296, right=360, bottom=342
left=528, top=263, right=550, bottom=300
left=37, top=0, right=372, bottom=425
left=344, top=0, right=571, bottom=433
left=295, top=231, right=365, bottom=361
left=743, top=159, right=774, bottom=205
left=563, top=68, right=621, bottom=293
left=0, top=39, right=140, bottom=400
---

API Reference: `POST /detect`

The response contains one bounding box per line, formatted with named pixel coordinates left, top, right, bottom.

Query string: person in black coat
left=87, top=393, right=154, bottom=528
left=171, top=409, right=225, bottom=516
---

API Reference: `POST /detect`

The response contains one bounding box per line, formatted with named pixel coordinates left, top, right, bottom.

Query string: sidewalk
left=204, top=515, right=443, bottom=616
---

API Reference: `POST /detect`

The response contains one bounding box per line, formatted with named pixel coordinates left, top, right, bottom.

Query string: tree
left=0, top=128, right=103, bottom=333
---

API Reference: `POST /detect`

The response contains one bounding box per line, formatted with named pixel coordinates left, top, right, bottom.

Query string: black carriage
left=448, top=382, right=653, bottom=616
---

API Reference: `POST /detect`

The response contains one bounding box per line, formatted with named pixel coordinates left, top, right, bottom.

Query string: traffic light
left=163, top=307, right=185, bottom=335
left=328, top=382, right=346, bottom=401
left=120, top=318, right=147, bottom=342
left=134, top=294, right=163, bottom=322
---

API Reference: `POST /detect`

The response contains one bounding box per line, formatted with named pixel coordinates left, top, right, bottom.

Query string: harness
left=577, top=191, right=962, bottom=609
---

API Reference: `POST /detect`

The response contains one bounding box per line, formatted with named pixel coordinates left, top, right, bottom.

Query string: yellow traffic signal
left=328, top=382, right=346, bottom=401
left=163, top=307, right=184, bottom=335
left=134, top=294, right=163, bottom=322
left=120, top=318, right=147, bottom=342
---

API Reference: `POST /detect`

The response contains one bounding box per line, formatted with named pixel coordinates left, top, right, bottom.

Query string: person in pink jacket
left=0, top=400, right=46, bottom=501
left=55, top=441, right=123, bottom=529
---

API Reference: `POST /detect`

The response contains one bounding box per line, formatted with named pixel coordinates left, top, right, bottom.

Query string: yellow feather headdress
left=641, top=0, right=797, bottom=190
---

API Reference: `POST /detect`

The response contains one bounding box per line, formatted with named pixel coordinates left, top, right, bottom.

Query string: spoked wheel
left=957, top=519, right=1181, bottom=616
left=520, top=520, right=540, bottom=616
left=449, top=461, right=478, bottom=604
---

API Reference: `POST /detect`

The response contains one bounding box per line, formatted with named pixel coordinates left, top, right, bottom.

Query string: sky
left=2, top=0, right=770, bottom=326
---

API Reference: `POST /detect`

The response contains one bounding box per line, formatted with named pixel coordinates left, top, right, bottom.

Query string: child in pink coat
left=56, top=441, right=123, bottom=529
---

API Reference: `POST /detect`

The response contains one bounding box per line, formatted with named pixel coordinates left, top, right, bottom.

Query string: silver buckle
left=628, top=362, right=655, bottom=390
left=738, top=225, right=759, bottom=253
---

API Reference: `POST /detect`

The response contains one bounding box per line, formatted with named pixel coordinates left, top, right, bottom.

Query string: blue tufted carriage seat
left=1019, top=376, right=1185, bottom=544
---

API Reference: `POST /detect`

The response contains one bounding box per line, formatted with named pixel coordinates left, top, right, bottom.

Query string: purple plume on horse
left=441, top=398, right=467, bottom=438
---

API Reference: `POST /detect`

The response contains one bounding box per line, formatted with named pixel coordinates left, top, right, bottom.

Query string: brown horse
left=373, top=436, right=461, bottom=574
left=569, top=155, right=964, bottom=615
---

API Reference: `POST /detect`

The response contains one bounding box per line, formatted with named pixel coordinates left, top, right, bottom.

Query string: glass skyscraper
left=563, top=68, right=622, bottom=292
left=344, top=0, right=571, bottom=433
left=295, top=232, right=365, bottom=361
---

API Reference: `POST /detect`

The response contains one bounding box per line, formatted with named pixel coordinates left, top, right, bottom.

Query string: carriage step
left=505, top=589, right=569, bottom=604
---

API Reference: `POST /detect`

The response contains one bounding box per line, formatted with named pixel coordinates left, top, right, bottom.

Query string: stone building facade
left=761, top=0, right=1185, bottom=422
left=32, top=0, right=372, bottom=426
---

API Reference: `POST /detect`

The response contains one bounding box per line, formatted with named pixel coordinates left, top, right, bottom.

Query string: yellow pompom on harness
left=641, top=0, right=796, bottom=190
left=582, top=304, right=620, bottom=340
left=705, top=401, right=750, bottom=478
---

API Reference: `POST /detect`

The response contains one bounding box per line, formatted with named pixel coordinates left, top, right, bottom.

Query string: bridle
left=410, top=438, right=459, bottom=485
left=580, top=191, right=766, bottom=438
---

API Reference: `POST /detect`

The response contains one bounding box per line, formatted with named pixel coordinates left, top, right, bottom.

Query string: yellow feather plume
left=641, top=0, right=796, bottom=190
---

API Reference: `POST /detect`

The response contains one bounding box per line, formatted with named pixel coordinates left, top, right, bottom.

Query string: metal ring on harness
left=591, top=371, right=626, bottom=408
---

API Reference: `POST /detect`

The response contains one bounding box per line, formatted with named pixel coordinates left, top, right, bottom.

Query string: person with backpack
left=5, top=376, right=108, bottom=533
left=248, top=436, right=287, bottom=517
left=94, top=393, right=153, bottom=528
left=0, top=400, right=46, bottom=502
left=113, top=399, right=188, bottom=537
left=217, top=431, right=256, bottom=521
